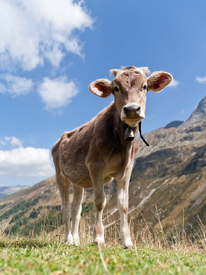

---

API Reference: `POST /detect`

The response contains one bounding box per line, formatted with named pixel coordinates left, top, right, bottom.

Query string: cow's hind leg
left=56, top=173, right=72, bottom=244
left=71, top=185, right=84, bottom=245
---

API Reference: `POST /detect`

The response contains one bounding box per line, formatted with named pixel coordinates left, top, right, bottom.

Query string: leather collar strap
left=139, top=120, right=149, bottom=146
left=122, top=119, right=149, bottom=146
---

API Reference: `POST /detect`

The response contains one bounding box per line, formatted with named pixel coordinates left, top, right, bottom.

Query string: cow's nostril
left=123, top=106, right=129, bottom=114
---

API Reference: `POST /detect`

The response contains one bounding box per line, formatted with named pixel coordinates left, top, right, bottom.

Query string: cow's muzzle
left=121, top=103, right=145, bottom=127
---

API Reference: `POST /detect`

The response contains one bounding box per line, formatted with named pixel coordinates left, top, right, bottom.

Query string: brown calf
left=52, top=66, right=172, bottom=248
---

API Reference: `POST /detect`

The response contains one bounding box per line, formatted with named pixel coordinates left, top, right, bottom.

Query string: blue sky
left=0, top=0, right=206, bottom=187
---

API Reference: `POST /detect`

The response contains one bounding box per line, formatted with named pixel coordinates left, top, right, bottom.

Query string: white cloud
left=5, top=137, right=23, bottom=147
left=0, top=83, right=7, bottom=93
left=0, top=136, right=22, bottom=148
left=0, top=140, right=6, bottom=146
left=0, top=147, right=54, bottom=177
left=38, top=76, right=78, bottom=110
left=0, top=74, right=33, bottom=96
left=196, top=76, right=206, bottom=84
left=0, top=0, right=93, bottom=70
left=168, top=79, right=179, bottom=87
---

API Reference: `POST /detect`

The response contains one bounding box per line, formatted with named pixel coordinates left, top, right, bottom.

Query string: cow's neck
left=111, top=103, right=139, bottom=180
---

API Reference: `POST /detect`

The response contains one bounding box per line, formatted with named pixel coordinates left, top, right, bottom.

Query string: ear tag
left=124, top=126, right=134, bottom=141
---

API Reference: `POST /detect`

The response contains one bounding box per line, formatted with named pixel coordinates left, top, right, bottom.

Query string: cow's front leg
left=116, top=173, right=133, bottom=248
left=71, top=185, right=84, bottom=245
left=92, top=178, right=106, bottom=245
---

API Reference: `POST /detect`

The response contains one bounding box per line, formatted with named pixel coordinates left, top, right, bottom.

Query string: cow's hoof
left=121, top=238, right=133, bottom=249
left=73, top=237, right=80, bottom=246
left=93, top=241, right=105, bottom=246
left=72, top=241, right=80, bottom=246
left=93, top=236, right=105, bottom=246
left=65, top=233, right=73, bottom=245
left=65, top=240, right=73, bottom=245
left=124, top=245, right=134, bottom=249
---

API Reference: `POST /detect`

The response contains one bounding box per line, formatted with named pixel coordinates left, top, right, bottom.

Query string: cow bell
left=124, top=126, right=134, bottom=141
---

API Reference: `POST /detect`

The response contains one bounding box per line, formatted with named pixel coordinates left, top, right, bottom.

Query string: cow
left=52, top=66, right=172, bottom=248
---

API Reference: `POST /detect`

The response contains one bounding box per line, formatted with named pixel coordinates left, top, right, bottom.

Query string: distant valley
left=0, top=186, right=28, bottom=199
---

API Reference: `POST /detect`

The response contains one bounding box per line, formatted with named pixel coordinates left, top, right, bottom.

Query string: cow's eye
left=143, top=84, right=147, bottom=90
left=114, top=86, right=119, bottom=92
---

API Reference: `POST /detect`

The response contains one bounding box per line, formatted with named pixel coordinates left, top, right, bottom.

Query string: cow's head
left=89, top=66, right=172, bottom=128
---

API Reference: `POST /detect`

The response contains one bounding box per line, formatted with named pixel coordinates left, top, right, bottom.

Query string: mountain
left=0, top=96, right=206, bottom=237
left=180, top=96, right=206, bottom=128
left=164, top=120, right=184, bottom=129
left=136, top=96, right=206, bottom=158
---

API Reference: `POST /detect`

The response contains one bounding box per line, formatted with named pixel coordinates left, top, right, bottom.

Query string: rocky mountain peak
left=180, top=96, right=206, bottom=128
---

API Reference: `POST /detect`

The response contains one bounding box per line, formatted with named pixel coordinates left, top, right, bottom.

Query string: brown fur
left=52, top=66, right=172, bottom=247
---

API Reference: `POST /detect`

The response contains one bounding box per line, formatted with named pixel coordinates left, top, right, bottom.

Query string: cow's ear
left=147, top=72, right=173, bottom=92
left=89, top=79, right=113, bottom=98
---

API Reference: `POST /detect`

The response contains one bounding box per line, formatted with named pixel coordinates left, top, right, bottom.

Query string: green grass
left=0, top=237, right=206, bottom=274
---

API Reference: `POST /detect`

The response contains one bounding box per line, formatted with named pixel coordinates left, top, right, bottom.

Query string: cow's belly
left=61, top=157, right=91, bottom=187
left=61, top=160, right=113, bottom=189
left=61, top=156, right=114, bottom=189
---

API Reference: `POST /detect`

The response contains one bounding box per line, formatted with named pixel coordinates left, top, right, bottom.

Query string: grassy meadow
left=1, top=218, right=206, bottom=275
left=1, top=237, right=206, bottom=275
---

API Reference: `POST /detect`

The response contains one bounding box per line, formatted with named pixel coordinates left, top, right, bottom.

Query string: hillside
left=0, top=96, right=206, bottom=237
left=137, top=96, right=206, bottom=158
left=104, top=96, right=206, bottom=234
